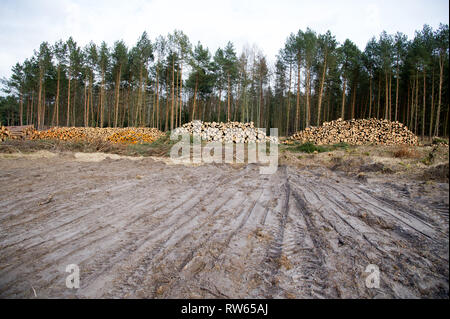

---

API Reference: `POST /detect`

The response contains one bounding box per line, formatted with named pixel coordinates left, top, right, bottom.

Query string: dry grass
left=393, top=146, right=418, bottom=158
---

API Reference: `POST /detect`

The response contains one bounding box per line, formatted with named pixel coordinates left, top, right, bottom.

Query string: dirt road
left=0, top=152, right=448, bottom=298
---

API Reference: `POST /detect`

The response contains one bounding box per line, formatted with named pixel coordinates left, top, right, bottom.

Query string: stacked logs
left=30, top=127, right=165, bottom=144
left=1, top=125, right=35, bottom=141
left=31, top=127, right=87, bottom=141
left=1, top=126, right=10, bottom=142
left=106, top=128, right=164, bottom=144
left=173, top=120, right=279, bottom=143
left=290, top=118, right=418, bottom=145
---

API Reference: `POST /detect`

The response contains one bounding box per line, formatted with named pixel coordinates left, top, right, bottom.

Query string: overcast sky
left=0, top=0, right=448, bottom=78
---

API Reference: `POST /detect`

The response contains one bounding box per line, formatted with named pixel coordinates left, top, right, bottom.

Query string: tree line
left=1, top=24, right=449, bottom=138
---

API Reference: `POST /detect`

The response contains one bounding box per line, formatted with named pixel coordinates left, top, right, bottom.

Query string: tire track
left=1, top=166, right=239, bottom=297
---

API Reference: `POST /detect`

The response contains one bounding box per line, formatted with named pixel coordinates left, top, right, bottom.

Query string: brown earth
left=0, top=149, right=448, bottom=299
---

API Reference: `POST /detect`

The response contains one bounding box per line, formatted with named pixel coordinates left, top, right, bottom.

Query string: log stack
left=173, top=120, right=279, bottom=144
left=106, top=128, right=164, bottom=144
left=31, top=127, right=88, bottom=141
left=30, top=127, right=165, bottom=144
left=290, top=118, right=418, bottom=145
left=2, top=125, right=36, bottom=140
left=1, top=126, right=10, bottom=142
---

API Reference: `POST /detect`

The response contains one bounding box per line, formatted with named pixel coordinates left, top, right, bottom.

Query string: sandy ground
left=0, top=151, right=448, bottom=298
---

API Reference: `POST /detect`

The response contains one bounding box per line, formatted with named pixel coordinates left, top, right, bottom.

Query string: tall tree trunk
left=175, top=65, right=179, bottom=128
left=351, top=85, right=356, bottom=119
left=435, top=55, right=444, bottom=136
left=72, top=81, right=77, bottom=127
left=142, top=79, right=147, bottom=126
left=156, top=68, right=160, bottom=130
left=415, top=71, right=419, bottom=134
left=157, top=83, right=162, bottom=129
left=377, top=76, right=381, bottom=119
left=37, top=69, right=43, bottom=129
left=341, top=78, right=346, bottom=119
left=240, top=80, right=245, bottom=123
left=122, top=87, right=129, bottom=127
left=114, top=67, right=121, bottom=127
left=179, top=63, right=183, bottom=127
left=84, top=79, right=87, bottom=127
left=202, top=99, right=207, bottom=121
left=100, top=70, right=105, bottom=127
left=422, top=69, right=426, bottom=139
left=326, top=88, right=331, bottom=122
left=295, top=57, right=301, bottom=131
left=306, top=66, right=311, bottom=127
left=317, top=55, right=327, bottom=126
left=234, top=82, right=240, bottom=122
left=217, top=88, right=222, bottom=122
left=395, top=68, right=399, bottom=121
left=409, top=78, right=415, bottom=129
left=86, top=84, right=90, bottom=127
left=171, top=56, right=175, bottom=130
left=209, top=97, right=214, bottom=122
left=368, top=77, right=372, bottom=118
left=389, top=72, right=392, bottom=121
left=384, top=72, right=388, bottom=119
left=151, top=84, right=156, bottom=127
left=164, top=69, right=170, bottom=130
left=242, top=87, right=247, bottom=123
left=192, top=74, right=198, bottom=121
left=42, top=85, right=46, bottom=128
left=406, top=82, right=410, bottom=127
left=19, top=91, right=23, bottom=126
left=411, top=76, right=415, bottom=131
left=286, top=64, right=292, bottom=136
left=259, top=77, right=263, bottom=128
left=89, top=73, right=93, bottom=127
left=136, top=67, right=143, bottom=127
left=100, top=71, right=105, bottom=127
left=429, top=68, right=435, bottom=138
left=30, top=91, right=34, bottom=125
left=96, top=89, right=100, bottom=127
left=227, top=72, right=231, bottom=122
left=26, top=95, right=30, bottom=125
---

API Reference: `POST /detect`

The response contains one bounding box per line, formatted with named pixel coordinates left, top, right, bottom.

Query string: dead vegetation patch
left=393, top=146, right=419, bottom=159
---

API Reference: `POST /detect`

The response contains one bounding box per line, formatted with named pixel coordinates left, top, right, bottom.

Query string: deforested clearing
left=0, top=144, right=448, bottom=298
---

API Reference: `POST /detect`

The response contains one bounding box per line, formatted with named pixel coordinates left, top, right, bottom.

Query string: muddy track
left=0, top=153, right=448, bottom=298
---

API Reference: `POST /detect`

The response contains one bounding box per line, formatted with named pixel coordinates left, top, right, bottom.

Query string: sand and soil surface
left=0, top=145, right=448, bottom=298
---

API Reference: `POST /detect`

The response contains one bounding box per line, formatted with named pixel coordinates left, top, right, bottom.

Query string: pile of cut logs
left=0, top=125, right=36, bottom=141
left=290, top=118, right=418, bottom=145
left=30, top=127, right=165, bottom=144
left=106, top=128, right=164, bottom=144
left=0, top=126, right=9, bottom=142
left=173, top=121, right=279, bottom=144
left=31, top=127, right=87, bottom=141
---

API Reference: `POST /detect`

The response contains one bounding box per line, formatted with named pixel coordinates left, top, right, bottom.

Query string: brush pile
left=173, top=120, right=279, bottom=143
left=290, top=118, right=418, bottom=145
left=30, top=127, right=164, bottom=144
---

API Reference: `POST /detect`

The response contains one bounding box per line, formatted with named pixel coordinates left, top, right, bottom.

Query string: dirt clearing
left=0, top=151, right=448, bottom=298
